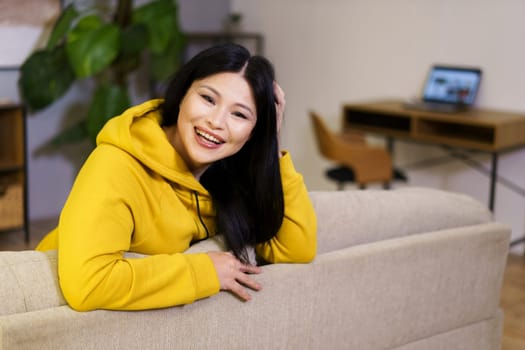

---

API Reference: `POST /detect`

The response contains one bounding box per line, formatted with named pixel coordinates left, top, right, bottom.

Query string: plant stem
left=113, top=0, right=133, bottom=87
left=114, top=0, right=133, bottom=28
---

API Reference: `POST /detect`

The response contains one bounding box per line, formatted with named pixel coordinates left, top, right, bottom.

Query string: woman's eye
left=232, top=111, right=248, bottom=119
left=201, top=94, right=214, bottom=104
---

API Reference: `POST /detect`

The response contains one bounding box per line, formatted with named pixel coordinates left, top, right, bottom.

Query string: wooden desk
left=343, top=100, right=525, bottom=212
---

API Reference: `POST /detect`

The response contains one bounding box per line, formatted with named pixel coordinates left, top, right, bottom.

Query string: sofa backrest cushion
left=309, top=187, right=493, bottom=254
left=0, top=187, right=492, bottom=316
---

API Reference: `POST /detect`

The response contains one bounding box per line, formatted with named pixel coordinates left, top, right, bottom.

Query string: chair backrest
left=309, top=111, right=340, bottom=161
left=309, top=111, right=393, bottom=184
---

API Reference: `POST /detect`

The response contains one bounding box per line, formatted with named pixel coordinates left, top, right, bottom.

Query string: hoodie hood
left=96, top=99, right=207, bottom=194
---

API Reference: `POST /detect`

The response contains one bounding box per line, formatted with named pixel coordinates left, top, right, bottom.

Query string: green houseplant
left=19, top=0, right=185, bottom=146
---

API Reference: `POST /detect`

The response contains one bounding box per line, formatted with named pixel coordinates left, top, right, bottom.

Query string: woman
left=36, top=44, right=317, bottom=311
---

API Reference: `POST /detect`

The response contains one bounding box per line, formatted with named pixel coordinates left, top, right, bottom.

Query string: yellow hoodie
left=37, top=99, right=317, bottom=311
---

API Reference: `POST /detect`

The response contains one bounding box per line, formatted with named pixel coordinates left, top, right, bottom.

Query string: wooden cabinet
left=0, top=104, right=28, bottom=241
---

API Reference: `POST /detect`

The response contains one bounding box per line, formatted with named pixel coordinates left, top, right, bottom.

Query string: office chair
left=310, top=111, right=404, bottom=190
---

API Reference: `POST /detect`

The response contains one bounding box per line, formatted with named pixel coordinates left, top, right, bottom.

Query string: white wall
left=232, top=0, right=525, bottom=253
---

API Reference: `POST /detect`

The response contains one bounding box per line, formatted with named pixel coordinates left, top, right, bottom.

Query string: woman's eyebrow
left=199, top=84, right=219, bottom=95
left=200, top=84, right=255, bottom=117
left=235, top=102, right=254, bottom=117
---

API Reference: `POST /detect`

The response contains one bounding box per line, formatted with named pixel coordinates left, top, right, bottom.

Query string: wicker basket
left=0, top=183, right=24, bottom=231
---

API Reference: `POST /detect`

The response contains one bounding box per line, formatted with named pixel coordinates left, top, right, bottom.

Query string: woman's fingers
left=273, top=81, right=285, bottom=134
left=207, top=251, right=263, bottom=301
left=236, top=268, right=262, bottom=289
left=229, top=280, right=253, bottom=301
left=230, top=273, right=262, bottom=301
left=274, top=81, right=285, bottom=105
left=239, top=263, right=262, bottom=274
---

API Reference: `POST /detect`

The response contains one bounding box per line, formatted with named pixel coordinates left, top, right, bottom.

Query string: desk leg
left=489, top=153, right=498, bottom=211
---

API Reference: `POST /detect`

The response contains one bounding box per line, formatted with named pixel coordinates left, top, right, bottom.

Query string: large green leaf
left=19, top=46, right=76, bottom=110
left=86, top=85, right=131, bottom=142
left=66, top=16, right=120, bottom=78
left=133, top=0, right=179, bottom=54
left=46, top=4, right=79, bottom=49
left=68, top=15, right=104, bottom=41
left=120, top=23, right=148, bottom=56
left=115, top=23, right=149, bottom=73
left=150, top=32, right=186, bottom=82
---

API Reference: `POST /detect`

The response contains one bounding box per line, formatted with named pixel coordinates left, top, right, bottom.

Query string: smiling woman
left=35, top=43, right=317, bottom=311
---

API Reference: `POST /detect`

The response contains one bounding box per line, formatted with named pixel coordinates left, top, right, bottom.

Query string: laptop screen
left=423, top=66, right=482, bottom=105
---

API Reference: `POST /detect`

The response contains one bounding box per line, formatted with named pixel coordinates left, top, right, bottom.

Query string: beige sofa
left=0, top=187, right=510, bottom=350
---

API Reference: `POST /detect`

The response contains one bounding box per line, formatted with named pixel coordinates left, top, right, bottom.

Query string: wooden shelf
left=344, top=100, right=525, bottom=152
left=416, top=119, right=495, bottom=147
left=0, top=104, right=28, bottom=238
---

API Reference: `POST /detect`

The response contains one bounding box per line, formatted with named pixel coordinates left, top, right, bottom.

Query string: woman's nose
left=205, top=109, right=226, bottom=129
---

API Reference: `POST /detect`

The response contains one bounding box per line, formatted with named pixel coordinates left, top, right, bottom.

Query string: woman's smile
left=194, top=127, right=226, bottom=148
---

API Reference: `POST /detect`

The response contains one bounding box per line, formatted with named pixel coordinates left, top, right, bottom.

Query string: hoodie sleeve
left=255, top=151, right=317, bottom=263
left=57, top=146, right=220, bottom=311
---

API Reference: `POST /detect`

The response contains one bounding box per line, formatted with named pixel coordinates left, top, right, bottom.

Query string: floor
left=0, top=218, right=524, bottom=349
left=0, top=217, right=57, bottom=251
left=500, top=253, right=525, bottom=349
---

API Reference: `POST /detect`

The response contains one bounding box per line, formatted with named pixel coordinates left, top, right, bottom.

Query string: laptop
left=403, top=65, right=482, bottom=113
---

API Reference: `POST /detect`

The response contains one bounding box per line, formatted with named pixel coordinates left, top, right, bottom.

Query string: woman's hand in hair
left=274, top=81, right=285, bottom=135
left=274, top=81, right=285, bottom=157
left=207, top=251, right=262, bottom=301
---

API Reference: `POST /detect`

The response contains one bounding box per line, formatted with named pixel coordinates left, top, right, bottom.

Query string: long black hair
left=161, top=44, right=284, bottom=263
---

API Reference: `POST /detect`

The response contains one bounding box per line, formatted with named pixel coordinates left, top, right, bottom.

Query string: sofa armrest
left=310, top=187, right=493, bottom=254
left=0, top=250, right=65, bottom=316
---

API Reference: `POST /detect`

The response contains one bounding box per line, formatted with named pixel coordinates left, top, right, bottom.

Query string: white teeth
left=196, top=129, right=222, bottom=144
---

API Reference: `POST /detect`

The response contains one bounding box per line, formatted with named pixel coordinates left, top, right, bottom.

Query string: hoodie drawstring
left=193, top=191, right=210, bottom=241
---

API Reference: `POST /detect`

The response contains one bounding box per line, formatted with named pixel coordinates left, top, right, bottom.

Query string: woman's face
left=173, top=72, right=257, bottom=178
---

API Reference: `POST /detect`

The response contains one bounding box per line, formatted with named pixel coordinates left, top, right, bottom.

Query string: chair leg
left=337, top=182, right=345, bottom=191
left=383, top=182, right=391, bottom=190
